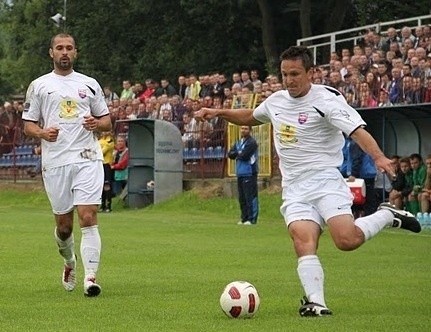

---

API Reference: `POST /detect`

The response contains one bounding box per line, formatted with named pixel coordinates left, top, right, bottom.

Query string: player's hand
left=347, top=175, right=355, bottom=182
left=83, top=115, right=98, bottom=131
left=375, top=156, right=396, bottom=180
left=42, top=127, right=60, bottom=142
left=194, top=107, right=217, bottom=122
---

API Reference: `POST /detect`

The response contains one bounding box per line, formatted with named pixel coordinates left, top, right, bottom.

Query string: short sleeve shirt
left=253, top=84, right=366, bottom=183
left=22, top=71, right=109, bottom=169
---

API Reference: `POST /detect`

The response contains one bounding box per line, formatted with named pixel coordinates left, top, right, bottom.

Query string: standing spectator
left=341, top=137, right=377, bottom=217
left=111, top=136, right=129, bottom=196
left=139, top=79, right=156, bottom=103
left=155, top=78, right=177, bottom=97
left=241, top=70, right=254, bottom=91
left=250, top=69, right=262, bottom=91
left=22, top=33, right=112, bottom=297
left=213, top=72, right=228, bottom=100
left=98, top=131, right=115, bottom=213
left=120, top=80, right=134, bottom=101
left=188, top=74, right=201, bottom=100
left=177, top=75, right=187, bottom=100
left=232, top=72, right=242, bottom=86
left=383, top=27, right=400, bottom=52
left=0, top=101, right=18, bottom=153
left=228, top=125, right=259, bottom=225
left=195, top=45, right=421, bottom=317
left=103, top=86, right=119, bottom=106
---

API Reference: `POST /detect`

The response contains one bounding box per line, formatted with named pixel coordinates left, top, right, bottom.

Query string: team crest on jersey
left=59, top=99, right=79, bottom=119
left=78, top=89, right=87, bottom=99
left=298, top=112, right=308, bottom=124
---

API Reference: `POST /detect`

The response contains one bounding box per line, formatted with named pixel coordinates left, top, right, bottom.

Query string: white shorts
left=42, top=161, right=104, bottom=214
left=280, top=168, right=353, bottom=229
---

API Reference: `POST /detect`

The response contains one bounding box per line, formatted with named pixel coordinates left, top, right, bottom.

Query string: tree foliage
left=0, top=0, right=429, bottom=100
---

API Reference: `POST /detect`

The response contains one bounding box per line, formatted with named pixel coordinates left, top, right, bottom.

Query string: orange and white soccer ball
left=219, top=281, right=260, bottom=318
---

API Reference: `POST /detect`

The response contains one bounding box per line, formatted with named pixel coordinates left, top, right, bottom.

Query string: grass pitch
left=0, top=184, right=430, bottom=332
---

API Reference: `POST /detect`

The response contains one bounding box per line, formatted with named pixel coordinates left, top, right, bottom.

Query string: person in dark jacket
left=340, top=137, right=377, bottom=217
left=228, top=126, right=259, bottom=225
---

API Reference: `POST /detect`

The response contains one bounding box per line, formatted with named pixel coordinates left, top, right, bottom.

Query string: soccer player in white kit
left=195, top=46, right=421, bottom=316
left=22, top=34, right=112, bottom=297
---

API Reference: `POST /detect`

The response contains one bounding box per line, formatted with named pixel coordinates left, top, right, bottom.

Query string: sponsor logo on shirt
left=277, top=124, right=298, bottom=144
left=59, top=99, right=79, bottom=119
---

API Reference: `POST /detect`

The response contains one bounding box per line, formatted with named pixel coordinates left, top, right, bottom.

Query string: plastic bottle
left=423, top=212, right=430, bottom=229
left=416, top=212, right=423, bottom=226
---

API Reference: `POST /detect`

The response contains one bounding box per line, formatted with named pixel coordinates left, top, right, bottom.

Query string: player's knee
left=79, top=210, right=97, bottom=226
left=333, top=235, right=360, bottom=251
left=56, top=225, right=73, bottom=240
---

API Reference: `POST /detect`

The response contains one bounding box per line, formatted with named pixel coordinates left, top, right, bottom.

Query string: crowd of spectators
left=1, top=24, right=431, bottom=170
left=319, top=25, right=431, bottom=108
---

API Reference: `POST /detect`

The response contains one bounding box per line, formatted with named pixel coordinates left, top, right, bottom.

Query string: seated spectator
left=389, top=156, right=413, bottom=210
left=171, top=95, right=187, bottom=124
left=359, top=83, right=377, bottom=108
left=111, top=136, right=129, bottom=197
left=378, top=88, right=393, bottom=107
left=405, top=153, right=427, bottom=214
left=401, top=74, right=414, bottom=104
left=113, top=107, right=129, bottom=138
left=181, top=112, right=199, bottom=149
left=419, top=154, right=431, bottom=213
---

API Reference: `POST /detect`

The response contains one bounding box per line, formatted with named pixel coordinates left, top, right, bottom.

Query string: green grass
left=0, top=186, right=430, bottom=331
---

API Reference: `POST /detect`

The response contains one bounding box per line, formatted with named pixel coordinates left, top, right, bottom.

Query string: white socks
left=297, top=255, right=326, bottom=306
left=54, top=228, right=75, bottom=266
left=80, top=225, right=101, bottom=278
left=354, top=209, right=393, bottom=241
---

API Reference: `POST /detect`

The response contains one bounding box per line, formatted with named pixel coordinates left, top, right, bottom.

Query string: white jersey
left=253, top=84, right=366, bottom=184
left=22, top=71, right=109, bottom=169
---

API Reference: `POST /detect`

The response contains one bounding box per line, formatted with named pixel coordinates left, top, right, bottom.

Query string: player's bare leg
left=289, top=220, right=332, bottom=317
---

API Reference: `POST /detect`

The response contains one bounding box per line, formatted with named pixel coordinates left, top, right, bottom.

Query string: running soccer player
left=194, top=45, right=421, bottom=316
left=22, top=33, right=112, bottom=297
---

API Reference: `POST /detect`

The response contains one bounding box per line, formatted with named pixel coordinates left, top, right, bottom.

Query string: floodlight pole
left=63, top=0, right=67, bottom=31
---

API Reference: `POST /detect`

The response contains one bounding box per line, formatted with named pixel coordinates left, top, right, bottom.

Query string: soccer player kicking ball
left=22, top=34, right=112, bottom=297
left=194, top=46, right=421, bottom=316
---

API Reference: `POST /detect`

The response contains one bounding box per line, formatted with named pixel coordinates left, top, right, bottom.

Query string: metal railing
left=297, top=14, right=431, bottom=65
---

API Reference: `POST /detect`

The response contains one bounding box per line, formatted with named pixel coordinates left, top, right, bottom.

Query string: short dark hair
left=279, top=46, right=314, bottom=71
left=50, top=33, right=75, bottom=49
left=409, top=153, right=423, bottom=162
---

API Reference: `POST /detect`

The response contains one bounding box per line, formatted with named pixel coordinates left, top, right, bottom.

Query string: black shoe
left=299, top=296, right=332, bottom=317
left=378, top=203, right=421, bottom=233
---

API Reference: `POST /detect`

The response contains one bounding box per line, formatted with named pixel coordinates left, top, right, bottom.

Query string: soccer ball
left=219, top=281, right=260, bottom=318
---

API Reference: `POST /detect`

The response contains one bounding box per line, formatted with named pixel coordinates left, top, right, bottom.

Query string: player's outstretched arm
left=194, top=107, right=261, bottom=126
left=350, top=127, right=395, bottom=178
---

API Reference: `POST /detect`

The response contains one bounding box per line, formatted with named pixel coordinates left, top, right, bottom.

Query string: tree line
left=0, top=0, right=428, bottom=101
